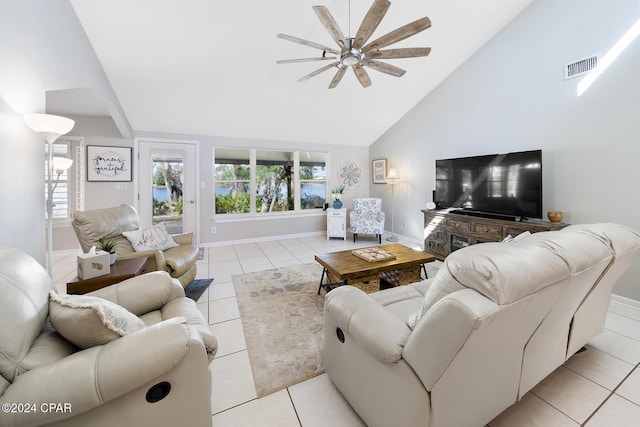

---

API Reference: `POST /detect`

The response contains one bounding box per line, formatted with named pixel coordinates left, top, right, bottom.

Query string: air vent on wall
left=564, top=54, right=600, bottom=80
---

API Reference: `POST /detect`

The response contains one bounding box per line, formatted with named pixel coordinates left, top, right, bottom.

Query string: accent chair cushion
left=48, top=292, right=146, bottom=349
left=350, top=198, right=385, bottom=235
left=122, top=222, right=179, bottom=252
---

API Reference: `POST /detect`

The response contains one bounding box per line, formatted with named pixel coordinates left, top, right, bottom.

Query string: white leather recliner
left=72, top=204, right=199, bottom=287
left=0, top=246, right=217, bottom=427
left=324, top=223, right=640, bottom=427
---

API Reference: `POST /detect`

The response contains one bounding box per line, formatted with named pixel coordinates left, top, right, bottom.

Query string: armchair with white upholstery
left=349, top=198, right=385, bottom=243
left=0, top=246, right=217, bottom=426
left=72, top=204, right=199, bottom=287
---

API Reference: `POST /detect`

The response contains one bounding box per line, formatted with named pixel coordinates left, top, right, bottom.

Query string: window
left=214, top=148, right=327, bottom=215
left=300, top=151, right=327, bottom=210
left=45, top=139, right=83, bottom=221
left=256, top=150, right=294, bottom=213
left=214, top=148, right=251, bottom=214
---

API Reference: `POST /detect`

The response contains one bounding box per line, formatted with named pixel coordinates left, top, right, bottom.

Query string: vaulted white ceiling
left=69, top=0, right=534, bottom=146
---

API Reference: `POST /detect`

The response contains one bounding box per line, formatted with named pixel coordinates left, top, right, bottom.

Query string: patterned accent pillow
left=122, top=222, right=179, bottom=252
left=49, top=291, right=146, bottom=349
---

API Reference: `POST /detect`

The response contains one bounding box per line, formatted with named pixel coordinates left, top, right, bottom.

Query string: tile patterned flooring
left=53, top=234, right=640, bottom=426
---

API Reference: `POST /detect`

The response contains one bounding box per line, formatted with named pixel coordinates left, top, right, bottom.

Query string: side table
left=67, top=256, right=148, bottom=295
left=327, top=208, right=347, bottom=240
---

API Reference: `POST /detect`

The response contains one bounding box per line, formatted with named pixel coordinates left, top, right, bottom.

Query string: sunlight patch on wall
left=423, top=215, right=444, bottom=240
left=577, top=17, right=640, bottom=96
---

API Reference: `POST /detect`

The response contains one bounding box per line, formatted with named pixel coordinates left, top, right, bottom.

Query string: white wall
left=53, top=115, right=134, bottom=250
left=370, top=0, right=640, bottom=300
left=135, top=131, right=370, bottom=245
left=0, top=0, right=129, bottom=263
left=67, top=116, right=134, bottom=210
left=55, top=122, right=368, bottom=250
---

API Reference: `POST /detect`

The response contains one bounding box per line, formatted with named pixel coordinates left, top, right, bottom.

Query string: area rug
left=232, top=260, right=443, bottom=398
left=232, top=263, right=325, bottom=397
left=184, top=278, right=213, bottom=301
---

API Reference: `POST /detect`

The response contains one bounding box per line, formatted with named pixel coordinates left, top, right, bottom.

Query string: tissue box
left=77, top=250, right=110, bottom=279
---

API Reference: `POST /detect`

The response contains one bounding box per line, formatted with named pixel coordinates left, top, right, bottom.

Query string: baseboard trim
left=200, top=231, right=325, bottom=248
left=611, top=294, right=640, bottom=309
left=384, top=230, right=424, bottom=249
left=53, top=249, right=82, bottom=256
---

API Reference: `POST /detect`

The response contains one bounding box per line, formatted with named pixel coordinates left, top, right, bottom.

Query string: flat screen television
left=435, top=149, right=542, bottom=220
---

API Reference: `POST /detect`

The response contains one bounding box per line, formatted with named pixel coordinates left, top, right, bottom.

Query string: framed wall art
left=337, top=160, right=362, bottom=190
left=87, top=146, right=132, bottom=182
left=372, top=158, right=387, bottom=184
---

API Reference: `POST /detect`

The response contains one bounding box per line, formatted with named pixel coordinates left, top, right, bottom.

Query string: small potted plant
left=98, top=237, right=117, bottom=265
left=331, top=186, right=344, bottom=209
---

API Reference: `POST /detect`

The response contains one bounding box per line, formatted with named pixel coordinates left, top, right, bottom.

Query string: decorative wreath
left=337, top=160, right=362, bottom=191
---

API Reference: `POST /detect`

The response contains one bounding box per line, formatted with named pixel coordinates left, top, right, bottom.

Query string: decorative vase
left=332, top=199, right=343, bottom=209
left=547, top=211, right=563, bottom=224
left=109, top=253, right=117, bottom=265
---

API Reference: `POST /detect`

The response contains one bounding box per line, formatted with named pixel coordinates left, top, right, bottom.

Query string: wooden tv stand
left=422, top=209, right=567, bottom=260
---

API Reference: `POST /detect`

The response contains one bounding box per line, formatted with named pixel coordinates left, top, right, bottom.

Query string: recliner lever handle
left=146, top=381, right=171, bottom=403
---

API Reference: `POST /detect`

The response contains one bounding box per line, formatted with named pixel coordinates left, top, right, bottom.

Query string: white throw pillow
left=49, top=291, right=146, bottom=349
left=122, top=222, right=179, bottom=252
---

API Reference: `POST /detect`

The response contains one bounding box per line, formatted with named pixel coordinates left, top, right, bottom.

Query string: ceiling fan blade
left=328, top=66, right=348, bottom=89
left=313, top=6, right=348, bottom=50
left=353, top=0, right=391, bottom=49
left=277, top=33, right=340, bottom=55
left=364, top=59, right=406, bottom=77
left=367, top=47, right=431, bottom=59
left=277, top=56, right=337, bottom=64
left=363, top=17, right=431, bottom=52
left=353, top=64, right=372, bottom=88
left=298, top=61, right=339, bottom=83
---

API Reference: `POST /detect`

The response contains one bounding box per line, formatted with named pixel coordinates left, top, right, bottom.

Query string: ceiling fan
left=276, top=0, right=431, bottom=89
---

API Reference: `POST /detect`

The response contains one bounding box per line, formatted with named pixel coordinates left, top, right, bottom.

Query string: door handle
left=188, top=200, right=195, bottom=204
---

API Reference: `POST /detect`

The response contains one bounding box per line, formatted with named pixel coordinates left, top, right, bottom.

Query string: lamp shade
left=24, top=113, right=75, bottom=143
left=52, top=156, right=73, bottom=172
left=385, top=167, right=400, bottom=185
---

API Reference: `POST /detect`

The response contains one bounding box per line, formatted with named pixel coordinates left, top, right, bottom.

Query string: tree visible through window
left=256, top=150, right=294, bottom=213
left=214, top=148, right=327, bottom=215
left=300, top=151, right=326, bottom=209
left=215, top=148, right=250, bottom=214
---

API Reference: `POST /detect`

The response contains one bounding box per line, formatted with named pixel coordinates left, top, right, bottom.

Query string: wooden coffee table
left=314, top=243, right=436, bottom=294
left=66, top=256, right=148, bottom=295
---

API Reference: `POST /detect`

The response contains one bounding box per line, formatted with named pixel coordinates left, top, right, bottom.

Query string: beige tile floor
left=53, top=234, right=640, bottom=426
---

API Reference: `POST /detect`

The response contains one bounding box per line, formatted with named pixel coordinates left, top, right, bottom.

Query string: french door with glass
left=136, top=140, right=198, bottom=240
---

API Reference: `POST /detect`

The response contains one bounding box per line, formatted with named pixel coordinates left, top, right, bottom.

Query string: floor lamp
left=24, top=113, right=75, bottom=277
left=385, top=167, right=400, bottom=242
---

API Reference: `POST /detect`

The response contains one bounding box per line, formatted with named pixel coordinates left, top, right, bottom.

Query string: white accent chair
left=350, top=198, right=385, bottom=243
left=324, top=223, right=640, bottom=427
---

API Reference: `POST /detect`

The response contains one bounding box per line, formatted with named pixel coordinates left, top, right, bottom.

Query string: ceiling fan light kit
left=277, top=0, right=431, bottom=89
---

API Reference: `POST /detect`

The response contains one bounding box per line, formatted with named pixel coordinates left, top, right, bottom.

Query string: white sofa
left=324, top=223, right=640, bottom=427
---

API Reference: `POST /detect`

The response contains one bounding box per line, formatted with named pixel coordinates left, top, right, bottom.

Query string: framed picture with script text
left=87, top=146, right=132, bottom=182
left=372, top=158, right=387, bottom=184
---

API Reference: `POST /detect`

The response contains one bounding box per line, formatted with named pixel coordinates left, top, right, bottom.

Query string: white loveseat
left=324, top=223, right=640, bottom=427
